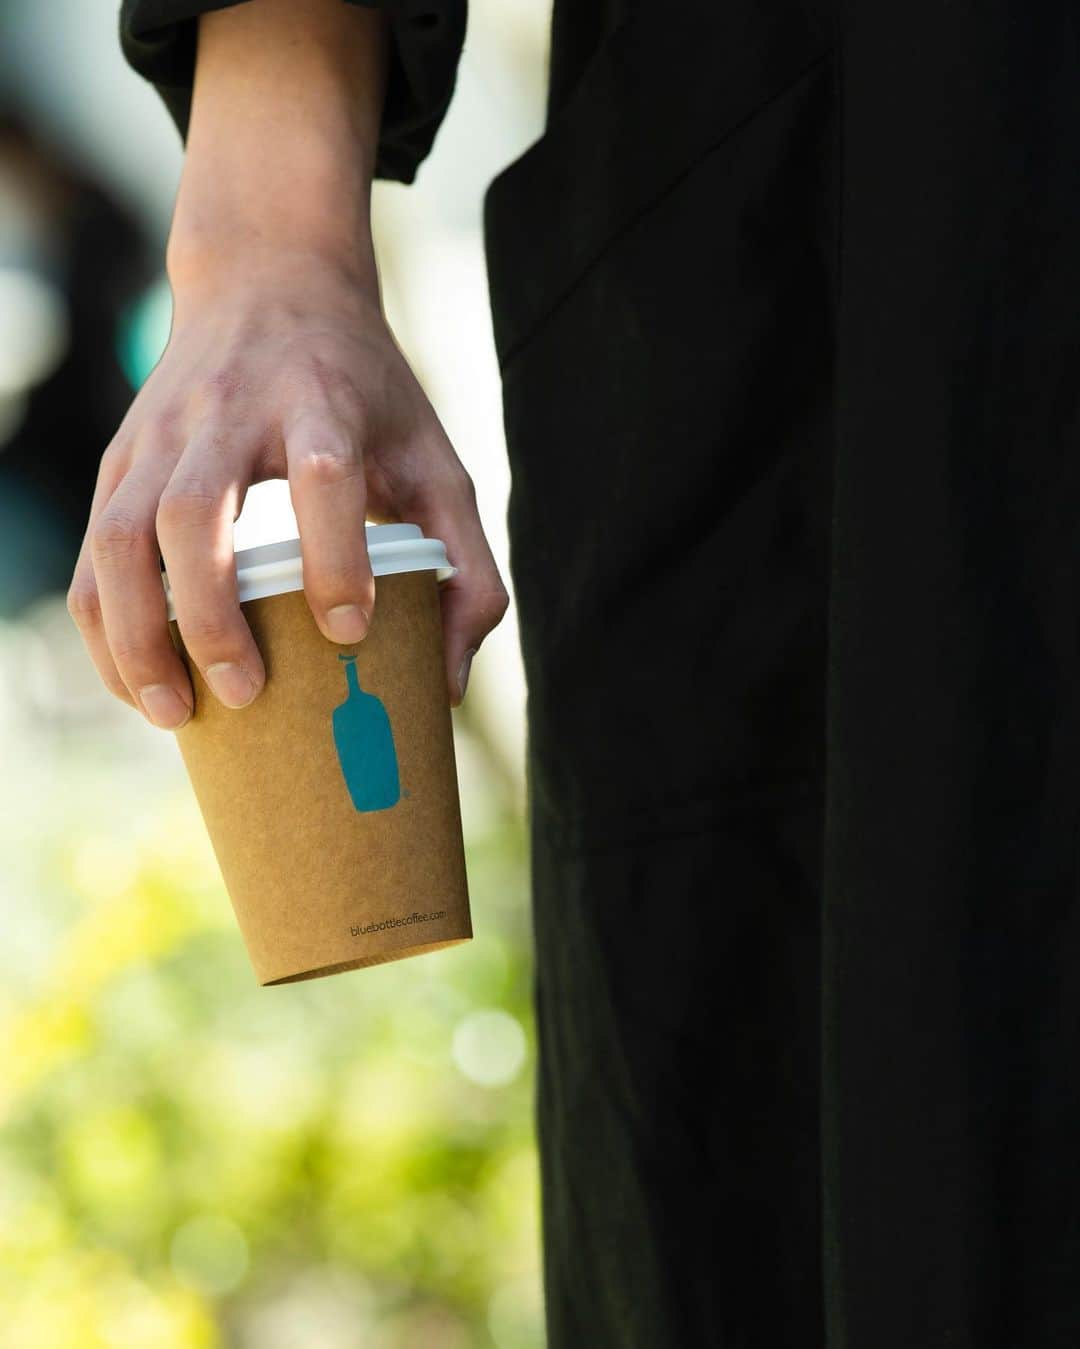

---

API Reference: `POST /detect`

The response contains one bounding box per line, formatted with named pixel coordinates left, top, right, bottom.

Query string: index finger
left=156, top=433, right=266, bottom=710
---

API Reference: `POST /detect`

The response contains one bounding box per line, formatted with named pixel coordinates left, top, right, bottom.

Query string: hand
left=66, top=250, right=509, bottom=729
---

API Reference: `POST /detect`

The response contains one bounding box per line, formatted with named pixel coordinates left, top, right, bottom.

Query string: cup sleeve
left=118, top=0, right=466, bottom=184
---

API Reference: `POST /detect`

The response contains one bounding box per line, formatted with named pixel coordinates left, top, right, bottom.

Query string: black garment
left=827, top=8, right=1080, bottom=1347
left=119, top=2, right=1080, bottom=1345
left=486, top=7, right=834, bottom=1343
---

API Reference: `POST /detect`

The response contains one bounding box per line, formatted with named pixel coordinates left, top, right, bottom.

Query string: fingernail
left=325, top=603, right=369, bottom=644
left=205, top=661, right=257, bottom=709
left=138, top=683, right=192, bottom=731
left=457, top=649, right=476, bottom=701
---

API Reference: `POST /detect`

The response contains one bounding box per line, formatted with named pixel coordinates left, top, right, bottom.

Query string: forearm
left=166, top=0, right=388, bottom=300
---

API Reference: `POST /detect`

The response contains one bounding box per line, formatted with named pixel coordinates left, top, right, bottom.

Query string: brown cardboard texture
left=171, top=569, right=471, bottom=984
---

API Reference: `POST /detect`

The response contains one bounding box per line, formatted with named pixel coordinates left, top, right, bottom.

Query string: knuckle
left=470, top=581, right=509, bottom=627
left=66, top=580, right=101, bottom=627
left=157, top=480, right=220, bottom=531
left=454, top=467, right=478, bottom=503
left=294, top=440, right=362, bottom=489
left=428, top=460, right=475, bottom=505
left=481, top=584, right=510, bottom=626
left=91, top=507, right=147, bottom=564
left=176, top=609, right=237, bottom=649
left=107, top=632, right=157, bottom=674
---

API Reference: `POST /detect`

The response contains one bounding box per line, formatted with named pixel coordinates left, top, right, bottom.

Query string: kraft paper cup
left=163, top=524, right=472, bottom=985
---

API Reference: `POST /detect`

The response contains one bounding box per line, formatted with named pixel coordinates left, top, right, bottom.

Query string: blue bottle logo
left=332, top=652, right=401, bottom=812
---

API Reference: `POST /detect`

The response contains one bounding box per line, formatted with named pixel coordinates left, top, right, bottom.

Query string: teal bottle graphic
left=332, top=653, right=400, bottom=812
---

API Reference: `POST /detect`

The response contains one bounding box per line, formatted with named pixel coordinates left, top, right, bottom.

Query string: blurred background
left=0, top=2, right=549, bottom=1345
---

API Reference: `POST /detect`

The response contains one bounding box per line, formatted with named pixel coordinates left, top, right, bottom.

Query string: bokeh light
left=115, top=275, right=172, bottom=391
left=452, top=1009, right=528, bottom=1088
left=0, top=266, right=68, bottom=396
left=170, top=1214, right=251, bottom=1296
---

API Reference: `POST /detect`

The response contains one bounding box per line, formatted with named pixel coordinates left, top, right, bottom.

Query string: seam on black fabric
left=498, top=45, right=836, bottom=376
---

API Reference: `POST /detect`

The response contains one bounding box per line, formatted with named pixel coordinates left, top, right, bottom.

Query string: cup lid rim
left=163, top=522, right=454, bottom=621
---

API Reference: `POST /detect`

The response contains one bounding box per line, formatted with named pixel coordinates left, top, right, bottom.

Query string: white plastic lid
left=163, top=522, right=454, bottom=622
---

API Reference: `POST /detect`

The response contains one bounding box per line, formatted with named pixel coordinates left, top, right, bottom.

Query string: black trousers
left=484, top=2, right=1080, bottom=1345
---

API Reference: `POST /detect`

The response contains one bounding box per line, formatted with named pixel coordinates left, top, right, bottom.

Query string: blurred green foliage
left=0, top=610, right=541, bottom=1348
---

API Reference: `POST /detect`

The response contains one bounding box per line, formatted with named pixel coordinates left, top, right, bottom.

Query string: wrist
left=166, top=0, right=386, bottom=309
left=166, top=237, right=383, bottom=328
left=166, top=203, right=380, bottom=301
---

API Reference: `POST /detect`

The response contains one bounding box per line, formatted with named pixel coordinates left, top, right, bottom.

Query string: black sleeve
left=118, top=0, right=466, bottom=184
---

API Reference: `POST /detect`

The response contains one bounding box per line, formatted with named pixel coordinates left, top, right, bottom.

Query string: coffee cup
left=164, top=524, right=471, bottom=985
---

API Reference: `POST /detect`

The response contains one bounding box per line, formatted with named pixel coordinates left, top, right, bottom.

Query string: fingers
left=85, top=453, right=198, bottom=728
left=70, top=424, right=264, bottom=726
left=67, top=446, right=137, bottom=708
left=156, top=431, right=265, bottom=710
left=70, top=399, right=507, bottom=730
left=285, top=409, right=375, bottom=643
left=410, top=460, right=509, bottom=708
